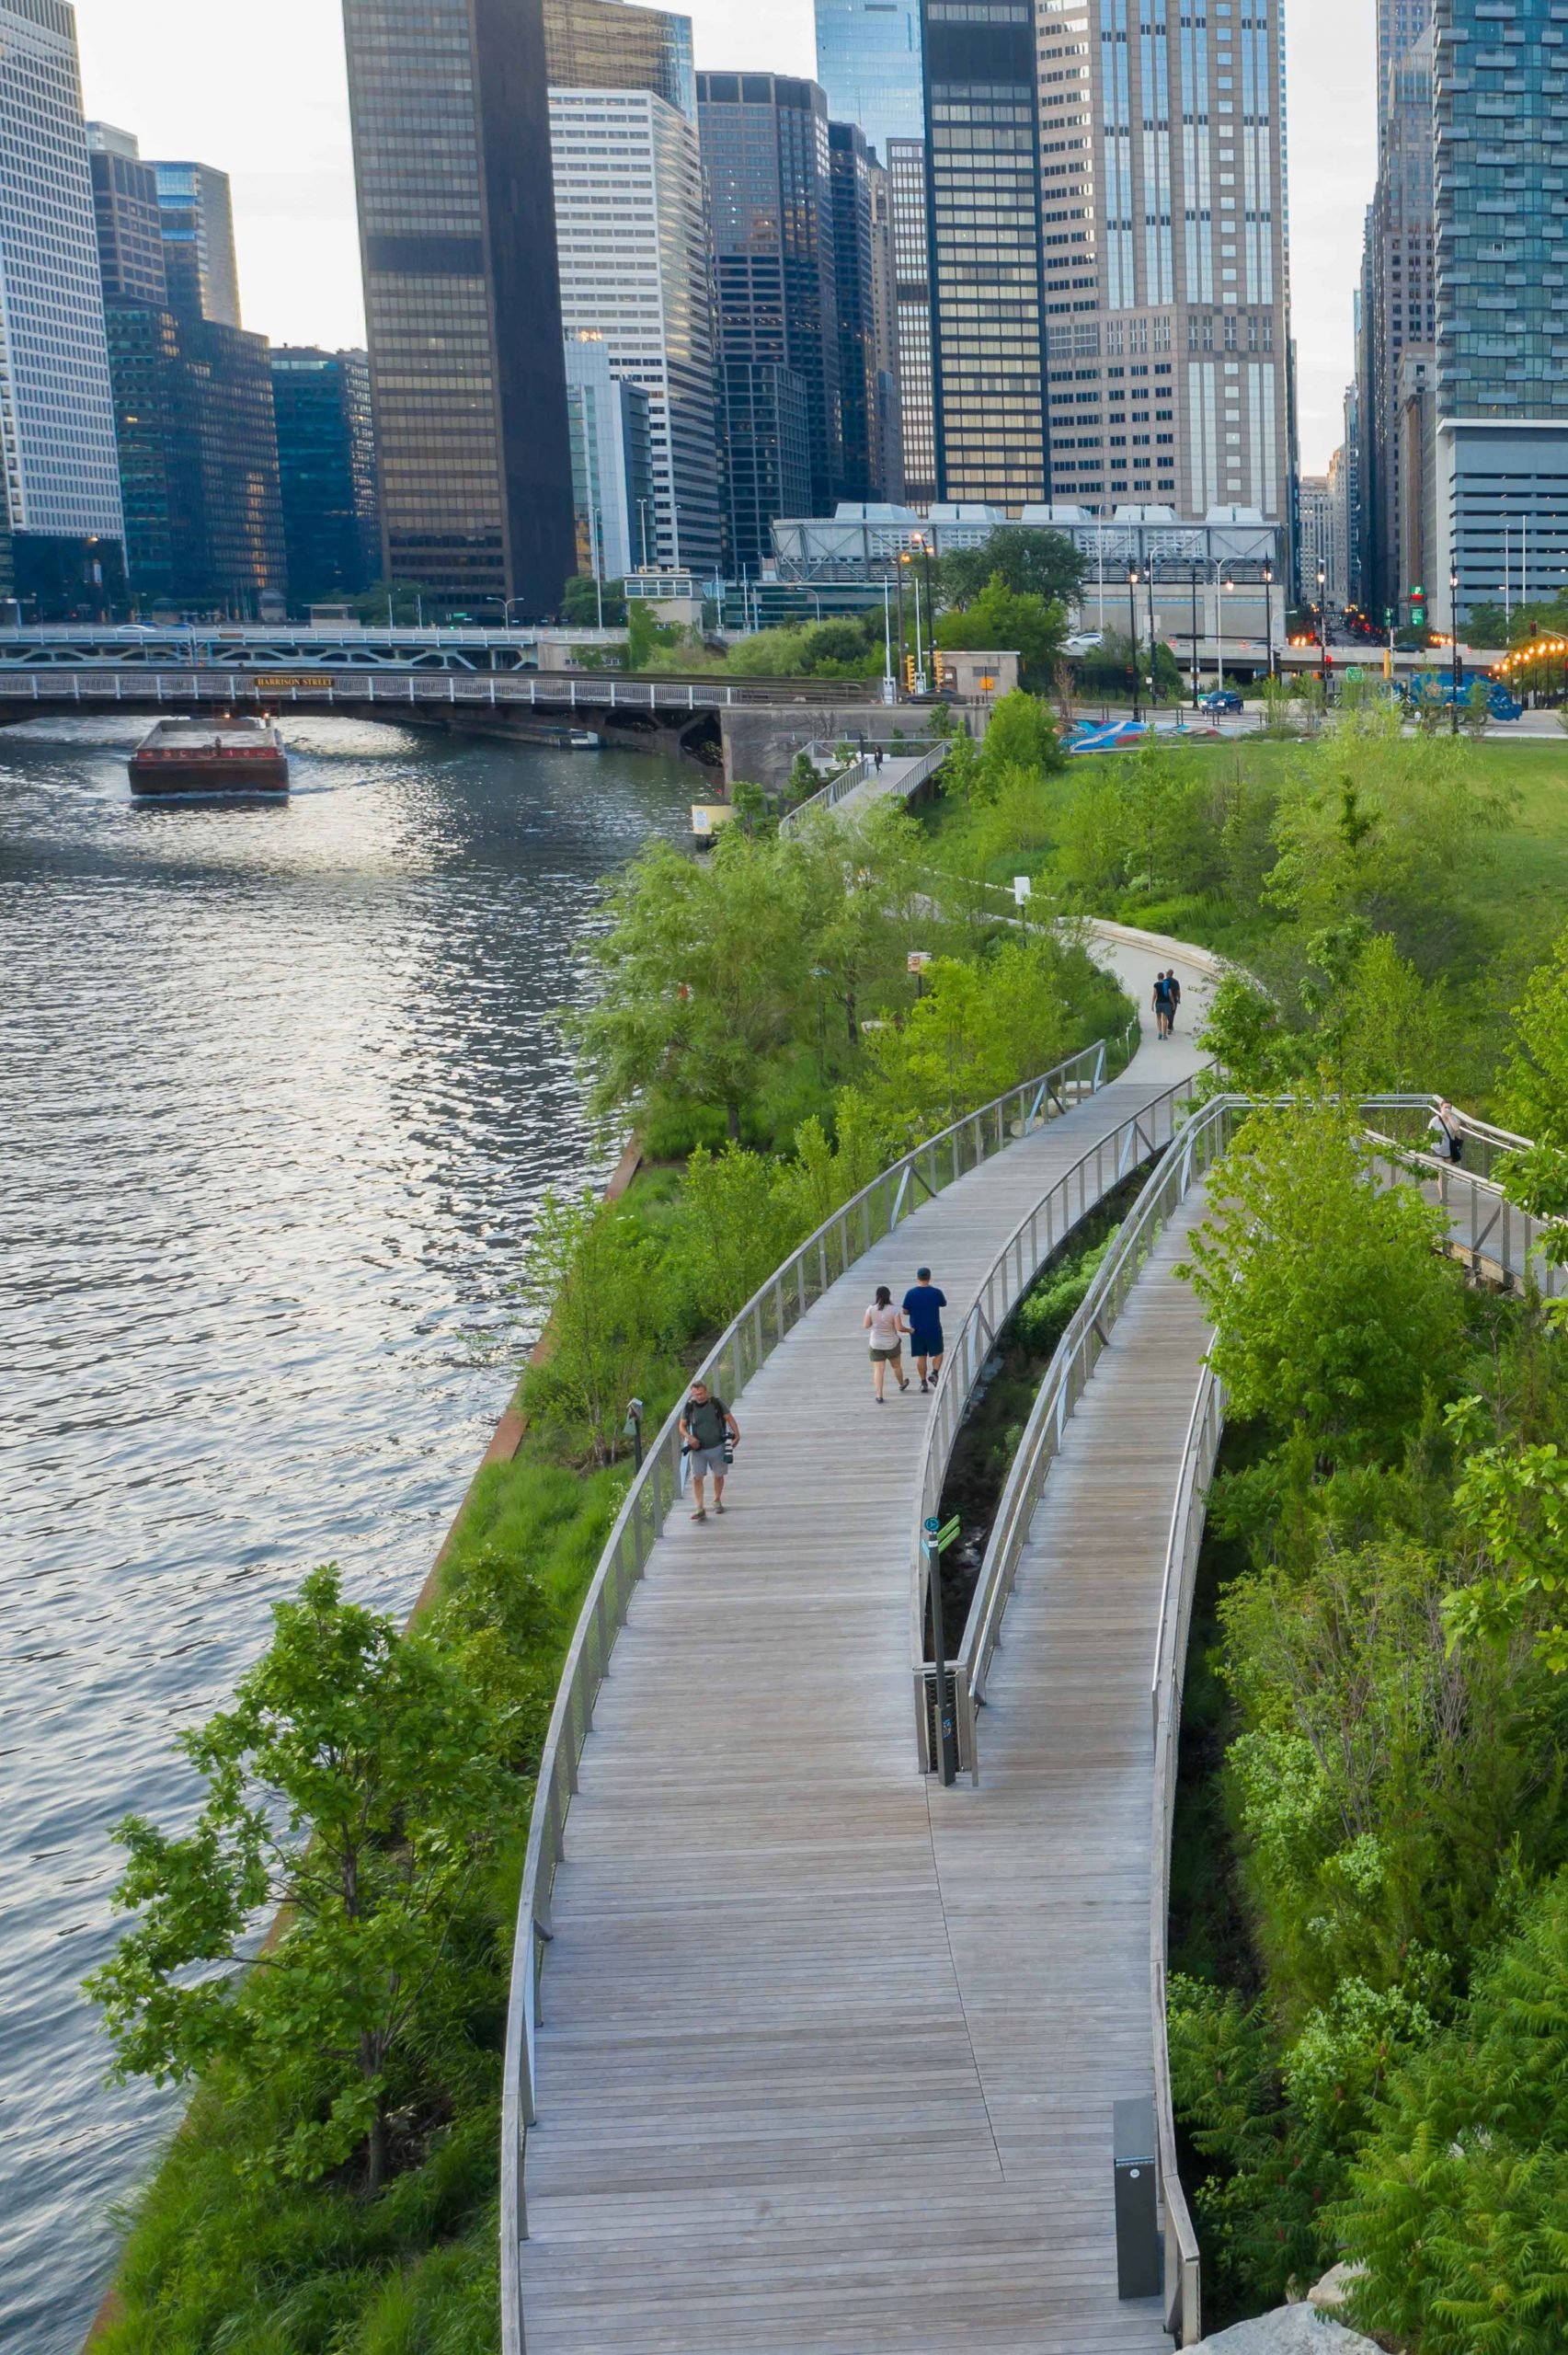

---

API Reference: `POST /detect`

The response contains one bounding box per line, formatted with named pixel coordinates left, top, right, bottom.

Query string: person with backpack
left=864, top=1285, right=911, bottom=1402
left=1152, top=972, right=1174, bottom=1040
left=680, top=1377, right=739, bottom=1521
left=1428, top=1098, right=1466, bottom=1166
left=902, top=1267, right=948, bottom=1392
left=1165, top=969, right=1182, bottom=1031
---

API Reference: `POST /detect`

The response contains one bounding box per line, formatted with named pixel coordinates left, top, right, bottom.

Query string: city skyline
left=72, top=0, right=1374, bottom=477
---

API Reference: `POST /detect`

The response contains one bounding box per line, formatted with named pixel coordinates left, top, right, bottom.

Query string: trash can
left=1113, top=2096, right=1162, bottom=2301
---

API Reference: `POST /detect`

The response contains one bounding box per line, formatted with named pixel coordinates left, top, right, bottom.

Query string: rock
left=1309, top=2264, right=1368, bottom=2312
left=1195, top=2307, right=1382, bottom=2353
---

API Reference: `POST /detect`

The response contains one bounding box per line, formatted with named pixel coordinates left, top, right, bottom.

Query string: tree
left=85, top=1568, right=517, bottom=2197
left=518, top=1189, right=664, bottom=1463
left=353, top=580, right=435, bottom=626
left=1498, top=926, right=1568, bottom=1267
left=1180, top=1102, right=1464, bottom=1461
left=976, top=688, right=1062, bottom=783
left=939, top=527, right=1085, bottom=611
left=571, top=833, right=812, bottom=1141
left=1461, top=599, right=1508, bottom=648
left=861, top=936, right=1076, bottom=1139
left=561, top=573, right=628, bottom=626
left=670, top=1142, right=803, bottom=1323
left=934, top=575, right=1069, bottom=690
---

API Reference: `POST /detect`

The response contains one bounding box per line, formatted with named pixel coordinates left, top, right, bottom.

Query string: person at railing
left=1428, top=1099, right=1465, bottom=1166
left=864, top=1286, right=912, bottom=1402
left=903, top=1267, right=948, bottom=1393
left=679, top=1379, right=739, bottom=1521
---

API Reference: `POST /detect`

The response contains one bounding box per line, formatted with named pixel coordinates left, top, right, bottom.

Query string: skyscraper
left=1031, top=0, right=1292, bottom=525
left=697, top=74, right=842, bottom=568
left=829, top=120, right=900, bottom=503
left=887, top=137, right=935, bottom=504
left=1432, top=0, right=1568, bottom=620
left=152, top=160, right=241, bottom=327
left=544, top=0, right=694, bottom=116
left=270, top=349, right=381, bottom=609
left=341, top=0, right=577, bottom=617
left=815, top=0, right=923, bottom=158
left=565, top=331, right=655, bottom=579
left=89, top=121, right=167, bottom=305
left=1356, top=12, right=1435, bottom=621
left=550, top=86, right=722, bottom=572
left=0, top=0, right=125, bottom=615
left=922, top=0, right=1048, bottom=507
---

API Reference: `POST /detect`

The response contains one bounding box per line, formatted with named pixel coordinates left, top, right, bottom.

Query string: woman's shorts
left=869, top=1344, right=903, bottom=1362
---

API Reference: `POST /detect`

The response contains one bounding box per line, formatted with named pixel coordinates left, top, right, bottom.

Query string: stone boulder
left=1196, top=2308, right=1382, bottom=2353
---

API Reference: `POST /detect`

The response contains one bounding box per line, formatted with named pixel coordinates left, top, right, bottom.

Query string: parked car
left=1199, top=689, right=1243, bottom=715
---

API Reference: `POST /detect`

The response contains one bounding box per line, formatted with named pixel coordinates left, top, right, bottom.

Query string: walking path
left=516, top=937, right=1211, bottom=2353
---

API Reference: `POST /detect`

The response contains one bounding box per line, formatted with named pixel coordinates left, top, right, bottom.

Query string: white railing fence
left=498, top=1017, right=1139, bottom=2354
left=780, top=738, right=949, bottom=834
left=910, top=1063, right=1206, bottom=1775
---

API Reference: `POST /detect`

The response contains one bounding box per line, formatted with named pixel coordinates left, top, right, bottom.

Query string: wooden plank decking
left=519, top=956, right=1214, bottom=2353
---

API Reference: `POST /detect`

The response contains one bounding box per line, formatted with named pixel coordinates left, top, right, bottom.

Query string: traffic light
left=1411, top=583, right=1426, bottom=629
left=904, top=653, right=920, bottom=693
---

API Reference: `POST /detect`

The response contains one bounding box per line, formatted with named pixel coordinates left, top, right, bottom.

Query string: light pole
left=1317, top=562, right=1329, bottom=697
left=1127, top=565, right=1142, bottom=720
left=1263, top=560, right=1276, bottom=684
left=1450, top=564, right=1462, bottom=734
left=1189, top=565, right=1201, bottom=709
left=1146, top=563, right=1159, bottom=714
left=881, top=573, right=896, bottom=706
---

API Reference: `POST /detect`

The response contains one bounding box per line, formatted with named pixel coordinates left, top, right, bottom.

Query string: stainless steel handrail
left=910, top=1063, right=1206, bottom=1776
left=780, top=737, right=948, bottom=834
left=498, top=1017, right=1138, bottom=2353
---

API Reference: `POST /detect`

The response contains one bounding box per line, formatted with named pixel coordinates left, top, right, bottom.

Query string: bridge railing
left=910, top=1051, right=1194, bottom=1775
left=0, top=666, right=881, bottom=714
left=780, top=738, right=949, bottom=833
left=498, top=1021, right=1139, bottom=2355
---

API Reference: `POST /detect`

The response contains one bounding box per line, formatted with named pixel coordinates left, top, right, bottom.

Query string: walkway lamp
left=1263, top=560, right=1276, bottom=684
left=1127, top=565, right=1142, bottom=719
left=881, top=573, right=896, bottom=706
left=1317, top=561, right=1328, bottom=693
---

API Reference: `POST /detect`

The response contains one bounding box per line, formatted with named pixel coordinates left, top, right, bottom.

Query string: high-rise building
left=544, top=0, right=694, bottom=115
left=1342, top=367, right=1364, bottom=610
left=549, top=87, right=721, bottom=573
left=341, top=0, right=577, bottom=618
left=1297, top=475, right=1333, bottom=606
left=1433, top=0, right=1568, bottom=623
left=1379, top=0, right=1431, bottom=87
left=565, top=331, right=655, bottom=578
left=887, top=137, right=934, bottom=505
left=922, top=0, right=1047, bottom=508
left=814, top=0, right=923, bottom=158
left=1396, top=348, right=1436, bottom=618
left=697, top=73, right=842, bottom=569
left=90, top=121, right=286, bottom=615
left=1327, top=442, right=1352, bottom=611
left=0, top=1, right=125, bottom=616
left=270, top=348, right=381, bottom=610
left=152, top=159, right=241, bottom=327
left=1356, top=16, right=1435, bottom=621
left=1031, top=0, right=1292, bottom=527
left=867, top=157, right=904, bottom=500
left=829, top=120, right=900, bottom=503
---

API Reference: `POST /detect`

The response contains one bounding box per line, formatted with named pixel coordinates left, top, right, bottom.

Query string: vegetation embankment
left=86, top=746, right=1132, bottom=2354
left=918, top=679, right=1568, bottom=2343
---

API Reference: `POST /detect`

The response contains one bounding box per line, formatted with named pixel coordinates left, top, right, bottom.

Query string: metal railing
left=781, top=738, right=949, bottom=833
left=498, top=1020, right=1139, bottom=2354
left=0, top=666, right=878, bottom=714
left=910, top=1062, right=1201, bottom=1775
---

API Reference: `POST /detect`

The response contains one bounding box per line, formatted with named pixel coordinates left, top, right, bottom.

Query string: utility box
left=1113, top=2097, right=1162, bottom=2301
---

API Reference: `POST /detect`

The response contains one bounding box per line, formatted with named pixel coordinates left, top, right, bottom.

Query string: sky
left=72, top=0, right=1376, bottom=477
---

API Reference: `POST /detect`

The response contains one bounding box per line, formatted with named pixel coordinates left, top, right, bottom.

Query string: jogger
left=902, top=1267, right=948, bottom=1391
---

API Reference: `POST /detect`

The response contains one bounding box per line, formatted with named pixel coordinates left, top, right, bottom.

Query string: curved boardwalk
left=519, top=943, right=1212, bottom=2354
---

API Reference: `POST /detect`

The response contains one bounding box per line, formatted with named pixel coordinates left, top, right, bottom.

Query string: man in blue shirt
left=902, top=1267, right=948, bottom=1392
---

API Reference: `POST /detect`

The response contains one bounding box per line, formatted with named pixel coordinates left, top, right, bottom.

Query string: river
left=0, top=717, right=694, bottom=2354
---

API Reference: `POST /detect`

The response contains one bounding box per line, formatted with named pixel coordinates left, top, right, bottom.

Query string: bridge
left=498, top=911, right=1564, bottom=2354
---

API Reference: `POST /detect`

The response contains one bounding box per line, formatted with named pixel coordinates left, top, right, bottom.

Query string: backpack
left=686, top=1397, right=727, bottom=1451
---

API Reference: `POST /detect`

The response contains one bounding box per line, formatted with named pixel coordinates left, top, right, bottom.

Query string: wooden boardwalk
left=519, top=956, right=1213, bottom=2354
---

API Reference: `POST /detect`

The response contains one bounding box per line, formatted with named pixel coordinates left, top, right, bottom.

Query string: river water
left=0, top=718, right=694, bottom=2353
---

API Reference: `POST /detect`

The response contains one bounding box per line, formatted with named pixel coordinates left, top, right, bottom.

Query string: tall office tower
left=1379, top=0, right=1431, bottom=83
left=815, top=0, right=923, bottom=157
left=867, top=158, right=905, bottom=498
left=922, top=0, right=1047, bottom=508
left=270, top=349, right=381, bottom=609
left=1396, top=347, right=1436, bottom=610
left=697, top=74, right=842, bottom=568
left=1296, top=474, right=1333, bottom=603
left=1357, top=20, right=1435, bottom=620
left=0, top=1, right=124, bottom=616
left=1031, top=0, right=1292, bottom=523
left=1327, top=442, right=1352, bottom=609
left=88, top=121, right=167, bottom=304
left=544, top=0, right=694, bottom=115
left=341, top=0, right=577, bottom=618
left=564, top=331, right=655, bottom=577
left=550, top=88, right=721, bottom=572
left=152, top=160, right=241, bottom=327
left=887, top=137, right=934, bottom=503
left=829, top=120, right=897, bottom=500
left=1433, top=0, right=1568, bottom=620
left=1342, top=368, right=1364, bottom=608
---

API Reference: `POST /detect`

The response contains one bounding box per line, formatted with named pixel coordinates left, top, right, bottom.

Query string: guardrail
left=780, top=738, right=949, bottom=833
left=498, top=1021, right=1140, bottom=2355
left=910, top=1059, right=1198, bottom=1775
left=0, top=666, right=879, bottom=714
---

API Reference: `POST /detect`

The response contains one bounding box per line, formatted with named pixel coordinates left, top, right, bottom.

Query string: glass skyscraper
left=815, top=0, right=923, bottom=158
left=341, top=0, right=577, bottom=617
left=544, top=0, right=695, bottom=118
left=1434, top=0, right=1568, bottom=618
left=152, top=160, right=241, bottom=327
left=270, top=348, right=381, bottom=609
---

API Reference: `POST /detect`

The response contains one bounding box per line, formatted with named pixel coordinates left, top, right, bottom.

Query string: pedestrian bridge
left=501, top=926, right=1562, bottom=2353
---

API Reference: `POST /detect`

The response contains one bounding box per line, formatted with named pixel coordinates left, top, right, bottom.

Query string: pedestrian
left=1152, top=971, right=1174, bottom=1040
left=679, top=1377, right=739, bottom=1522
left=1166, top=969, right=1182, bottom=1031
left=1428, top=1098, right=1465, bottom=1166
left=864, top=1285, right=910, bottom=1402
left=875, top=745, right=885, bottom=772
left=902, top=1266, right=948, bottom=1392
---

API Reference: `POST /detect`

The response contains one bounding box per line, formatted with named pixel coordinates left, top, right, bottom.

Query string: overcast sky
left=72, top=0, right=1376, bottom=477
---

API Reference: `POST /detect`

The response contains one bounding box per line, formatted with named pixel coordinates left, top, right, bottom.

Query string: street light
left=881, top=573, right=896, bottom=706
left=1127, top=565, right=1142, bottom=720
left=1263, top=560, right=1276, bottom=684
left=1450, top=565, right=1461, bottom=734
left=1317, top=562, right=1329, bottom=695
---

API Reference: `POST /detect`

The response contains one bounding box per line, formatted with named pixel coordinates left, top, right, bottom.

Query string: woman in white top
left=864, top=1285, right=911, bottom=1402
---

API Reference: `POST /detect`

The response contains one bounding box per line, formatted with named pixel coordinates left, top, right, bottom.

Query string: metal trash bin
left=1113, top=2096, right=1162, bottom=2300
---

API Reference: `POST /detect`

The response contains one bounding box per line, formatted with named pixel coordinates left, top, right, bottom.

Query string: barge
left=129, top=717, right=290, bottom=798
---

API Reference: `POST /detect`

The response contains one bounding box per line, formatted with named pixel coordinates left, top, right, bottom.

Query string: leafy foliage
left=938, top=526, right=1085, bottom=611
left=933, top=575, right=1069, bottom=689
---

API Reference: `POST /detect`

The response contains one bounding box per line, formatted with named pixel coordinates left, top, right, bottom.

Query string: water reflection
left=0, top=718, right=692, bottom=2352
